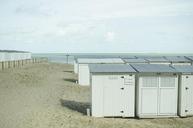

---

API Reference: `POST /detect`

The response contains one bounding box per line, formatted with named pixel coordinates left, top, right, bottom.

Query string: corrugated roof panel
left=89, top=64, right=136, bottom=73
left=186, top=56, right=193, bottom=61
left=77, top=58, right=124, bottom=64
left=120, top=56, right=137, bottom=59
left=74, top=55, right=120, bottom=59
left=165, top=56, right=191, bottom=62
left=123, top=58, right=148, bottom=63
left=145, top=57, right=170, bottom=62
left=0, top=50, right=30, bottom=53
left=172, top=65, right=193, bottom=73
left=74, top=55, right=136, bottom=59
left=136, top=56, right=164, bottom=59
left=131, top=64, right=178, bottom=73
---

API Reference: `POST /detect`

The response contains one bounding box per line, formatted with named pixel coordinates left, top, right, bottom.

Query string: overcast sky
left=0, top=0, right=193, bottom=53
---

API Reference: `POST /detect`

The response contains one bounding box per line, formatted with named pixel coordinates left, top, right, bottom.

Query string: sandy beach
left=0, top=63, right=193, bottom=128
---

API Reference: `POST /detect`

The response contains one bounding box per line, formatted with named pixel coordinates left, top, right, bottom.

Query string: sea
left=32, top=53, right=193, bottom=64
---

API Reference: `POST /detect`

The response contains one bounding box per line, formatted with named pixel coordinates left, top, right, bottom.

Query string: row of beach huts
left=73, top=55, right=193, bottom=118
left=0, top=50, right=47, bottom=70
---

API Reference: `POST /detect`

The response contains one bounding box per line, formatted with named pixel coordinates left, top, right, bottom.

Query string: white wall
left=4, top=52, right=12, bottom=61
left=26, top=52, right=32, bottom=59
left=91, top=73, right=135, bottom=117
left=0, top=52, right=5, bottom=62
left=74, top=60, right=78, bottom=74
left=178, top=75, right=193, bottom=117
left=91, top=74, right=104, bottom=117
left=78, top=64, right=90, bottom=85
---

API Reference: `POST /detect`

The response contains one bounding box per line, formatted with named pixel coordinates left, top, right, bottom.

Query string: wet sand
left=0, top=63, right=193, bottom=128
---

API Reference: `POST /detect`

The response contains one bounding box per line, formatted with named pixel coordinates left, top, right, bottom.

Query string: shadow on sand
left=60, top=99, right=90, bottom=115
left=63, top=78, right=77, bottom=83
left=63, top=71, right=74, bottom=73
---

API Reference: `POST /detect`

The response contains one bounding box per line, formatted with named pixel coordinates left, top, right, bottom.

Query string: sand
left=0, top=63, right=193, bottom=128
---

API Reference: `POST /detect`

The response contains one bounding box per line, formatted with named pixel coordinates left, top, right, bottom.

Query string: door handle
left=185, top=87, right=189, bottom=90
left=121, top=76, right=124, bottom=78
left=120, top=87, right=124, bottom=90
left=120, top=111, right=124, bottom=113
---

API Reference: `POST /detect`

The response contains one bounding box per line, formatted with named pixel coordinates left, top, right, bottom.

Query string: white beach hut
left=77, top=58, right=124, bottom=86
left=90, top=64, right=136, bottom=117
left=15, top=52, right=22, bottom=60
left=0, top=52, right=5, bottom=62
left=165, top=56, right=192, bottom=65
left=131, top=64, right=179, bottom=118
left=172, top=65, right=193, bottom=117
left=0, top=51, right=31, bottom=61
left=22, top=52, right=31, bottom=60
left=73, top=58, right=78, bottom=74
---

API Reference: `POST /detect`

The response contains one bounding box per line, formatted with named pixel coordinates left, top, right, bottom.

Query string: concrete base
left=137, top=115, right=179, bottom=119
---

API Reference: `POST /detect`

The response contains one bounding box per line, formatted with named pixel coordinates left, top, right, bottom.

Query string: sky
left=0, top=0, right=193, bottom=53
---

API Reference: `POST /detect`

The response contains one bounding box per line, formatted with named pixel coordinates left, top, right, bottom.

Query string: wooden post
left=18, top=60, right=20, bottom=67
left=2, top=62, right=4, bottom=70
left=3, top=61, right=7, bottom=69
left=11, top=61, right=14, bottom=68
left=86, top=108, right=91, bottom=116
left=13, top=61, right=15, bottom=68
left=8, top=61, right=10, bottom=68
left=15, top=61, right=17, bottom=67
left=0, top=62, right=2, bottom=70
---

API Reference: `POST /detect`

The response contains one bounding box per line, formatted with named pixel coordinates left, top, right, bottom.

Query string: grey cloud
left=14, top=4, right=55, bottom=16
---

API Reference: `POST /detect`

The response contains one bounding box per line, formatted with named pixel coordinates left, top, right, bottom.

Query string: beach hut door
left=103, top=75, right=123, bottom=117
left=159, top=76, right=177, bottom=115
left=122, top=75, right=135, bottom=117
left=140, top=76, right=158, bottom=115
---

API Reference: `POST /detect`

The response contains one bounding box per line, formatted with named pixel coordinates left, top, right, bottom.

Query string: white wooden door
left=103, top=75, right=123, bottom=117
left=159, top=76, right=178, bottom=115
left=140, top=76, right=159, bottom=115
left=184, top=75, right=193, bottom=116
left=122, top=75, right=135, bottom=117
